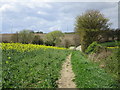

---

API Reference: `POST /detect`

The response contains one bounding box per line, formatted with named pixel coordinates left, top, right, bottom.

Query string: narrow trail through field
left=57, top=54, right=76, bottom=88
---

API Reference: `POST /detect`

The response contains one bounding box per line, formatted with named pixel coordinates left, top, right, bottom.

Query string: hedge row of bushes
left=2, top=34, right=55, bottom=46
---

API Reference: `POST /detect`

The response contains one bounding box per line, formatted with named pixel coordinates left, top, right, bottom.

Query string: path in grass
left=57, top=54, right=76, bottom=88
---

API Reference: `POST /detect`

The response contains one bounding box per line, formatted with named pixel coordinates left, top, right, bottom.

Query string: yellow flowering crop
left=6, top=61, right=9, bottom=64
left=1, top=43, right=66, bottom=52
left=107, top=46, right=119, bottom=49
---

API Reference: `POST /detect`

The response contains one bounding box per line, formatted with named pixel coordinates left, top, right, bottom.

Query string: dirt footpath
left=57, top=54, right=76, bottom=88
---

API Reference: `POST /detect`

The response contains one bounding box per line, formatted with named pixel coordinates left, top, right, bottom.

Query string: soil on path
left=57, top=54, right=76, bottom=88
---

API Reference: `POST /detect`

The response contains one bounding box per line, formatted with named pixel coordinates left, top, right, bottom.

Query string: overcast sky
left=0, top=0, right=119, bottom=33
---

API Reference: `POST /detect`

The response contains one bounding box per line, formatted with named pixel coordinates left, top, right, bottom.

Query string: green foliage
left=100, top=41, right=120, bottom=47
left=36, top=31, right=43, bottom=34
left=75, top=10, right=111, bottom=31
left=64, top=39, right=70, bottom=48
left=18, top=30, right=34, bottom=44
left=64, top=32, right=75, bottom=34
left=45, top=31, right=64, bottom=46
left=75, top=10, right=111, bottom=52
left=85, top=41, right=119, bottom=86
left=85, top=41, right=102, bottom=54
left=32, top=35, right=43, bottom=45
left=80, top=30, right=101, bottom=52
left=2, top=40, right=9, bottom=43
left=2, top=48, right=70, bottom=88
left=98, top=48, right=120, bottom=85
left=115, top=40, right=120, bottom=46
left=71, top=51, right=118, bottom=88
left=44, top=41, right=55, bottom=46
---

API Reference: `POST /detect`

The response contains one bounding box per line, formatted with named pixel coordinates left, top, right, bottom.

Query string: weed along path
left=57, top=54, right=76, bottom=88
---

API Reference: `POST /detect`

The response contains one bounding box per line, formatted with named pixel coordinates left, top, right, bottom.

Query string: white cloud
left=0, top=4, right=17, bottom=12
left=1, top=0, right=119, bottom=2
left=0, top=0, right=18, bottom=2
left=20, top=2, right=52, bottom=9
left=37, top=11, right=48, bottom=15
left=1, top=2, right=118, bottom=33
left=49, top=25, right=62, bottom=31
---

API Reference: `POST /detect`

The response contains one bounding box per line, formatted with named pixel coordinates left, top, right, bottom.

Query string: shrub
left=86, top=41, right=119, bottom=84
left=44, top=41, right=55, bottom=46
left=2, top=40, right=9, bottom=43
left=64, top=39, right=70, bottom=48
left=85, top=41, right=102, bottom=54
left=98, top=48, right=119, bottom=85
left=100, top=41, right=120, bottom=47
left=32, top=35, right=43, bottom=45
left=103, top=49, right=118, bottom=75
left=79, top=30, right=100, bottom=52
left=18, top=30, right=34, bottom=44
left=45, top=31, right=64, bottom=46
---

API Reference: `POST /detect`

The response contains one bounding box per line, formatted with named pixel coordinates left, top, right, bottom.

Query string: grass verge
left=71, top=51, right=118, bottom=88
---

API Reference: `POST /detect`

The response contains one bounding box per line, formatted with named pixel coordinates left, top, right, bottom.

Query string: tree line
left=10, top=30, right=64, bottom=46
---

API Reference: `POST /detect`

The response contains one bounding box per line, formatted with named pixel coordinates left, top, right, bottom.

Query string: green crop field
left=1, top=43, right=70, bottom=88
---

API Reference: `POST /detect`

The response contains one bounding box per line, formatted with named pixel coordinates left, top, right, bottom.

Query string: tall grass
left=101, top=48, right=120, bottom=87
left=71, top=51, right=118, bottom=88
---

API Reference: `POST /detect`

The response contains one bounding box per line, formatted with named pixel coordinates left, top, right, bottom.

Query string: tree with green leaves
left=18, top=30, right=34, bottom=44
left=75, top=10, right=111, bottom=52
left=45, top=30, right=64, bottom=46
left=32, top=35, right=43, bottom=45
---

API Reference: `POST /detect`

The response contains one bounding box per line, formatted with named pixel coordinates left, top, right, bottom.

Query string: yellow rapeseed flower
left=6, top=61, right=9, bottom=64
left=1, top=43, right=66, bottom=52
left=107, top=46, right=119, bottom=49
left=8, top=57, right=11, bottom=59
